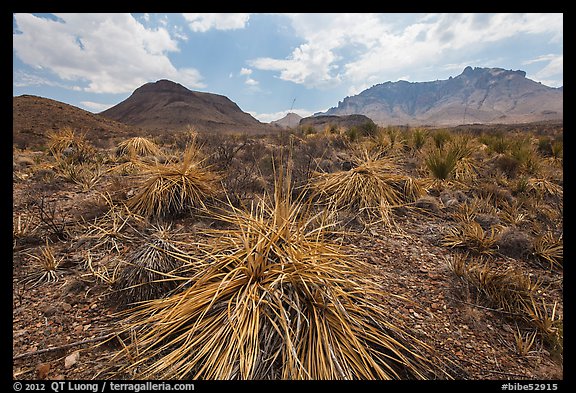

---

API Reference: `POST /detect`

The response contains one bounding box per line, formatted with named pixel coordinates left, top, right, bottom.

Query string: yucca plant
left=116, top=136, right=162, bottom=158
left=441, top=221, right=501, bottom=255
left=47, top=127, right=94, bottom=163
left=513, top=328, right=538, bottom=356
left=108, top=162, right=452, bottom=380
left=410, top=128, right=428, bottom=153
left=126, top=147, right=221, bottom=219
left=23, top=240, right=64, bottom=287
left=532, top=231, right=563, bottom=270
left=447, top=254, right=541, bottom=314
left=55, top=160, right=104, bottom=191
left=448, top=254, right=562, bottom=356
left=308, top=155, right=424, bottom=225
left=81, top=194, right=141, bottom=254
left=431, top=129, right=452, bottom=150
left=424, top=146, right=461, bottom=181
left=114, top=225, right=185, bottom=306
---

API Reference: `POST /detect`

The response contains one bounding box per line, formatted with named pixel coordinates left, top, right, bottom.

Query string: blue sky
left=13, top=13, right=563, bottom=123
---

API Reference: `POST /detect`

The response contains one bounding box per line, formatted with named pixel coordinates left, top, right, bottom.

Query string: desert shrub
left=493, top=155, right=520, bottom=178
left=448, top=254, right=562, bottom=356
left=126, top=148, right=221, bottom=219
left=116, top=136, right=161, bottom=158
left=308, top=155, right=424, bottom=225
left=441, top=221, right=501, bottom=255
left=431, top=129, right=452, bottom=150
left=495, top=228, right=532, bottom=259
left=109, top=167, right=452, bottom=380
left=47, top=127, right=95, bottom=164
left=114, top=226, right=184, bottom=306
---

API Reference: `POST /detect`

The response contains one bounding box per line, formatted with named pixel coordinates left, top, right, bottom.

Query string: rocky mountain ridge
left=322, top=66, right=563, bottom=126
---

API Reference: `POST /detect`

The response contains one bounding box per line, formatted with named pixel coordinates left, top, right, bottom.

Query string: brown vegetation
left=13, top=121, right=562, bottom=381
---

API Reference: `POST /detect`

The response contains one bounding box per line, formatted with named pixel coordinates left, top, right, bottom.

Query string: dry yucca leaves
left=108, top=167, right=453, bottom=380
left=447, top=253, right=562, bottom=356
left=22, top=239, right=64, bottom=287
left=308, top=156, right=424, bottom=225
left=126, top=147, right=221, bottom=218
left=442, top=221, right=501, bottom=255
left=116, top=136, right=161, bottom=158
left=114, top=225, right=185, bottom=306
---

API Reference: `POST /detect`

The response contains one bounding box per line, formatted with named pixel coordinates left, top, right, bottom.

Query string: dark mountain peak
left=458, top=66, right=527, bottom=80
left=134, top=79, right=191, bottom=95
left=100, top=80, right=274, bottom=134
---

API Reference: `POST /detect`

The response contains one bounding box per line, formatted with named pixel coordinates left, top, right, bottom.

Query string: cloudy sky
left=13, top=13, right=563, bottom=123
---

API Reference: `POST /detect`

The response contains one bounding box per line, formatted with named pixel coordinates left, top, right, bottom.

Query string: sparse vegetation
left=126, top=147, right=221, bottom=218
left=13, top=122, right=563, bottom=380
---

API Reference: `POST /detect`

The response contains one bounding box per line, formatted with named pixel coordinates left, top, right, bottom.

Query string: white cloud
left=79, top=100, right=112, bottom=112
left=523, top=54, right=563, bottom=87
left=182, top=13, right=251, bottom=32
left=13, top=13, right=205, bottom=94
left=240, top=67, right=252, bottom=76
left=245, top=78, right=259, bottom=86
left=249, top=13, right=563, bottom=89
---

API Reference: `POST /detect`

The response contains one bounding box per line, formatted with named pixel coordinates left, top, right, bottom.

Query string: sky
left=13, top=13, right=563, bottom=123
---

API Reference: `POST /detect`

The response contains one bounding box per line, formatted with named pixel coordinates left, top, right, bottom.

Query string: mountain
left=299, top=114, right=375, bottom=131
left=322, top=66, right=563, bottom=126
left=270, top=112, right=303, bottom=128
left=13, top=95, right=140, bottom=149
left=100, top=79, right=273, bottom=134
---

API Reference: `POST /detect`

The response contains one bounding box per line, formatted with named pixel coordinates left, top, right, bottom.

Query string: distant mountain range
left=320, top=66, right=563, bottom=126
left=13, top=67, right=564, bottom=148
left=100, top=79, right=274, bottom=134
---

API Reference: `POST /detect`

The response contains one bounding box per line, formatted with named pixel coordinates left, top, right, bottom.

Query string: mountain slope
left=13, top=95, right=140, bottom=149
left=323, top=66, right=563, bottom=126
left=100, top=79, right=272, bottom=134
left=270, top=112, right=303, bottom=128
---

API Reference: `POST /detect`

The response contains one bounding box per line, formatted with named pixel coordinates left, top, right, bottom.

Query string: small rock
left=51, top=374, right=65, bottom=380
left=43, top=306, right=57, bottom=317
left=36, top=363, right=50, bottom=379
left=413, top=312, right=423, bottom=319
left=64, top=351, right=80, bottom=369
left=61, top=303, right=72, bottom=312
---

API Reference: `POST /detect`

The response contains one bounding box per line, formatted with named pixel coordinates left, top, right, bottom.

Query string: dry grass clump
left=126, top=147, right=221, bottom=219
left=109, top=167, right=451, bottom=380
left=447, top=254, right=562, bottom=356
left=47, top=127, right=94, bottom=163
left=308, top=155, right=424, bottom=225
left=532, top=231, right=563, bottom=270
left=116, top=137, right=161, bottom=158
left=23, top=240, right=64, bottom=287
left=56, top=160, right=104, bottom=191
left=81, top=194, right=143, bottom=254
left=442, top=221, right=501, bottom=255
left=425, top=136, right=477, bottom=182
left=114, top=225, right=184, bottom=307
